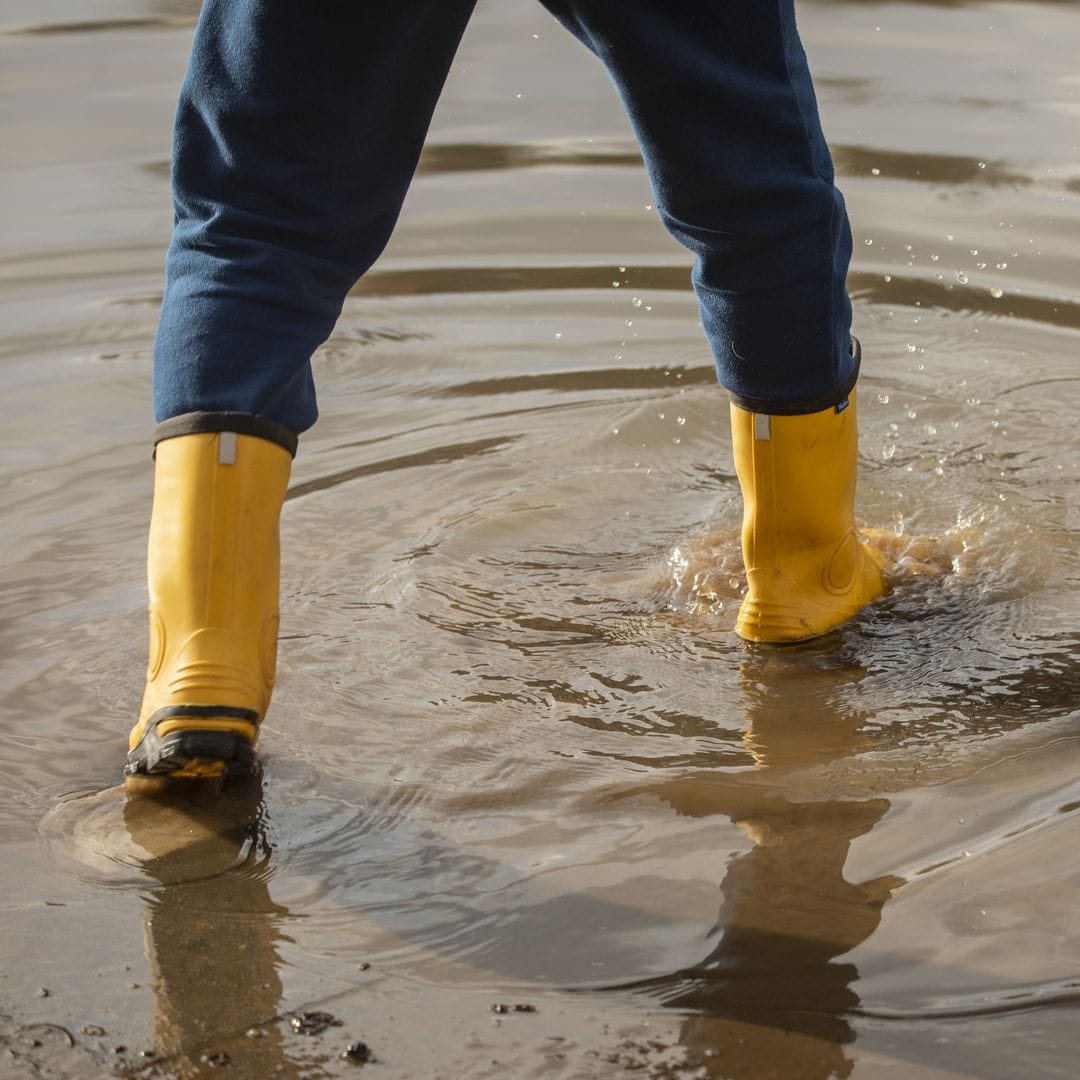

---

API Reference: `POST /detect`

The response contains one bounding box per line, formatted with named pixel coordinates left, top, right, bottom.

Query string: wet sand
left=2, top=0, right=1079, bottom=1077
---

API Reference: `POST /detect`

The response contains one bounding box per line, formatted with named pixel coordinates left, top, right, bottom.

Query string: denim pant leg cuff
left=728, top=338, right=861, bottom=416
left=154, top=412, right=300, bottom=458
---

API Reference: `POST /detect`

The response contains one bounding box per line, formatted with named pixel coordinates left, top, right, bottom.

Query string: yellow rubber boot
left=732, top=390, right=885, bottom=642
left=126, top=430, right=291, bottom=779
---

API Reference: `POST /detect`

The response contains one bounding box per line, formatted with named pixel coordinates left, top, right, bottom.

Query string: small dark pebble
left=289, top=1011, right=343, bottom=1036
left=113, top=1046, right=128, bottom=1055
left=356, top=962, right=371, bottom=972
left=200, top=1051, right=230, bottom=1067
left=80, top=1025, right=106, bottom=1037
left=36, top=988, right=50, bottom=998
left=341, top=1041, right=373, bottom=1064
left=490, top=1003, right=537, bottom=1014
left=140, top=1049, right=157, bottom=1059
left=28, top=1039, right=42, bottom=1049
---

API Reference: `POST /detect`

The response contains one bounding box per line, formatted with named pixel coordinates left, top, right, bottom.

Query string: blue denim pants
left=153, top=0, right=857, bottom=451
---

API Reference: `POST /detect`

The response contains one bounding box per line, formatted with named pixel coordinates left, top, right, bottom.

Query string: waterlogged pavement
left=2, top=1, right=1079, bottom=1077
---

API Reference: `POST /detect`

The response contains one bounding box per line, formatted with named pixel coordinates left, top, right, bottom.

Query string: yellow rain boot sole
left=127, top=708, right=262, bottom=779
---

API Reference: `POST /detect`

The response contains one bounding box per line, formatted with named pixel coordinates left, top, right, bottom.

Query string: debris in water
left=341, top=1041, right=374, bottom=1063
left=18, top=1023, right=74, bottom=1047
left=289, top=1011, right=343, bottom=1036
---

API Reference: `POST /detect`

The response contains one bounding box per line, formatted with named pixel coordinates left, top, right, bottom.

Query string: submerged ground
left=1, top=1, right=1079, bottom=1077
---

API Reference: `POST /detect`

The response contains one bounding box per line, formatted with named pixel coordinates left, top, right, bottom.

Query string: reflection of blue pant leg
left=542, top=0, right=857, bottom=413
left=153, top=0, right=476, bottom=440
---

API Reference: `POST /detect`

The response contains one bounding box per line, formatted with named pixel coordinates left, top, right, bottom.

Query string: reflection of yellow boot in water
left=126, top=430, right=291, bottom=779
left=123, top=777, right=291, bottom=1071
left=732, top=389, right=885, bottom=642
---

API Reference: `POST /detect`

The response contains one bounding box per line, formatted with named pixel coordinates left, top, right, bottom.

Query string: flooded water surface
left=2, top=0, right=1079, bottom=1076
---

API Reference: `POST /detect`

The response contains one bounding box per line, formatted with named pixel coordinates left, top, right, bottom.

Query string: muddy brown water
left=2, top=1, right=1080, bottom=1077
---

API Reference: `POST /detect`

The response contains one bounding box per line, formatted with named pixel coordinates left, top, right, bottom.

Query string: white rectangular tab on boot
left=754, top=414, right=772, bottom=441
left=217, top=431, right=238, bottom=465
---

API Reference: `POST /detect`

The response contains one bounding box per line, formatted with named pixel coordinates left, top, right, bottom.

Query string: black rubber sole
left=126, top=706, right=260, bottom=778
left=125, top=729, right=258, bottom=778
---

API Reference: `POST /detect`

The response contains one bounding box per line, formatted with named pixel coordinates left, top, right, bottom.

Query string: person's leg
left=541, top=0, right=884, bottom=641
left=154, top=0, right=478, bottom=437
left=541, top=0, right=853, bottom=410
left=130, top=0, right=477, bottom=779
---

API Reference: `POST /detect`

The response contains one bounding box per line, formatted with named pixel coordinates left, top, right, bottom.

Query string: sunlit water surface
left=2, top=1, right=1079, bottom=1077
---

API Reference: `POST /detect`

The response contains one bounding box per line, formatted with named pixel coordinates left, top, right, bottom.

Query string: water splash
left=661, top=502, right=1044, bottom=621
